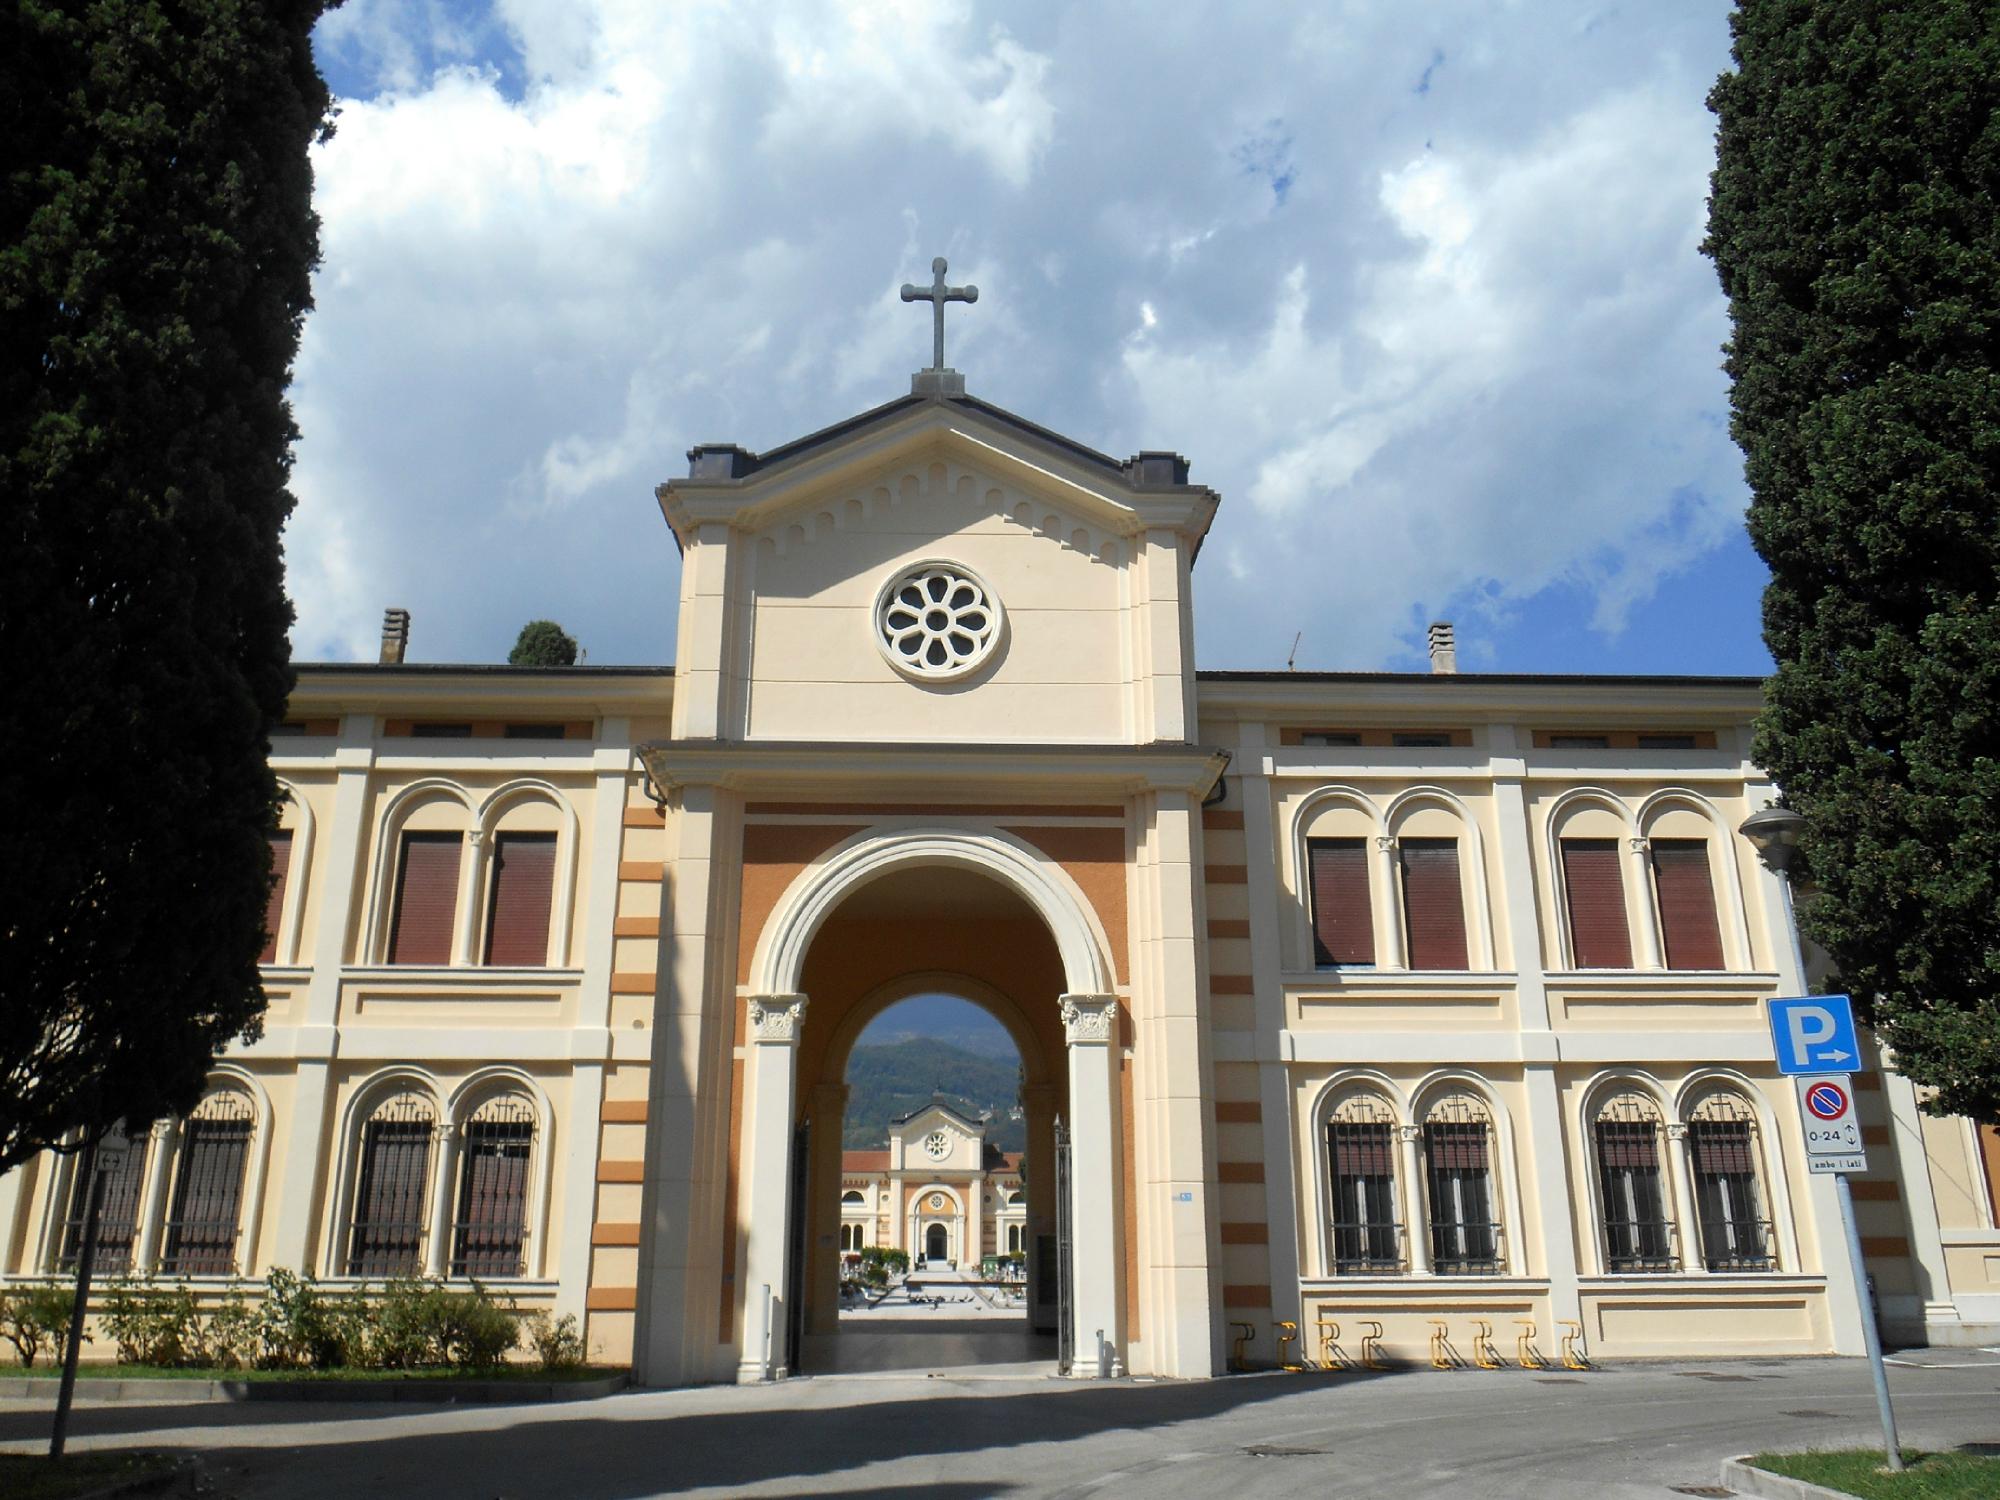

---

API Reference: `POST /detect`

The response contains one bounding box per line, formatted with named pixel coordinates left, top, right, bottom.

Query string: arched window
left=841, top=1189, right=866, bottom=1206
left=1325, top=1093, right=1403, bottom=1273
left=346, top=1091, right=438, bottom=1276
left=1686, top=1092, right=1773, bottom=1271
left=1007, top=1223, right=1023, bottom=1253
left=451, top=1094, right=536, bottom=1277
left=58, top=1124, right=151, bottom=1275
left=1008, top=1191, right=1025, bottom=1207
left=1594, top=1091, right=1676, bottom=1273
left=161, top=1090, right=256, bottom=1275
left=1422, top=1093, right=1501, bottom=1274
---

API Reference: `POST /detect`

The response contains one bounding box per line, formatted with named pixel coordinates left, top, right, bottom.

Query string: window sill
left=1578, top=1272, right=1824, bottom=1288
left=1300, top=1274, right=1548, bottom=1291
left=1545, top=971, right=1779, bottom=993
left=1288, top=970, right=1518, bottom=992
left=339, top=966, right=585, bottom=986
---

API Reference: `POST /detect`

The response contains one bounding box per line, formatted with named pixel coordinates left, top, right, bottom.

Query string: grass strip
left=1752, top=1448, right=2000, bottom=1499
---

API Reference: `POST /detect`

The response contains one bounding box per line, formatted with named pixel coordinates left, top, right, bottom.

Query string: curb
left=0, top=1372, right=629, bottom=1405
left=1720, top=1456, right=1860, bottom=1500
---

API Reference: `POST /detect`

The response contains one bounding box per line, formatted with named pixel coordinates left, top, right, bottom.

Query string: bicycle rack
left=1315, top=1317, right=1350, bottom=1372
left=1471, top=1318, right=1501, bottom=1370
left=1273, top=1320, right=1303, bottom=1372
left=1229, top=1320, right=1257, bottom=1372
left=1358, top=1319, right=1389, bottom=1370
left=1559, top=1319, right=1591, bottom=1370
left=1428, top=1318, right=1466, bottom=1370
left=1514, top=1318, right=1546, bottom=1369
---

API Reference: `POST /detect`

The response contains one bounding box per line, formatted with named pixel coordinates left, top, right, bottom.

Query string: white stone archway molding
left=474, top=780, right=584, bottom=968
left=1384, top=785, right=1500, bottom=971
left=748, top=827, right=1117, bottom=1000
left=1637, top=787, right=1756, bottom=971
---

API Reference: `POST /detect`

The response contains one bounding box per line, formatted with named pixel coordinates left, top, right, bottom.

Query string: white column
left=1881, top=1066, right=1959, bottom=1336
left=966, top=1171, right=983, bottom=1268
left=1665, top=1124, right=1707, bottom=1275
left=737, top=994, right=806, bottom=1383
left=1398, top=1125, right=1429, bottom=1274
left=0, top=1163, right=27, bottom=1275
left=134, top=1121, right=179, bottom=1274
left=453, top=830, right=486, bottom=966
left=425, top=1124, right=461, bottom=1277
left=1063, top=994, right=1124, bottom=1377
left=1487, top=731, right=1584, bottom=1333
left=1626, top=836, right=1664, bottom=970
left=1374, top=835, right=1407, bottom=969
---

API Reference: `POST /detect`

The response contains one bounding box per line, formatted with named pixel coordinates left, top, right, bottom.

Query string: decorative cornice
left=747, top=993, right=808, bottom=1044
left=1060, top=994, right=1118, bottom=1045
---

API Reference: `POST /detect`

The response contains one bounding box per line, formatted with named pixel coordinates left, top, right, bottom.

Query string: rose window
left=874, top=561, right=1002, bottom=681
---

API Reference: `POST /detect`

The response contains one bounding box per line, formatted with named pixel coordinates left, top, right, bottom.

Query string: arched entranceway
left=733, top=828, right=1125, bottom=1383
left=925, top=1223, right=948, bottom=1261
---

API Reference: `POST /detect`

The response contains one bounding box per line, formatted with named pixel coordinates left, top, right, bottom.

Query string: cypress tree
left=0, top=1, right=335, bottom=1169
left=1705, top=1, right=2000, bottom=1118
left=508, top=620, right=580, bottom=667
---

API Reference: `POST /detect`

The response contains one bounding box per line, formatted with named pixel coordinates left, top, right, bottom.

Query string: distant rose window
left=875, top=561, right=1002, bottom=681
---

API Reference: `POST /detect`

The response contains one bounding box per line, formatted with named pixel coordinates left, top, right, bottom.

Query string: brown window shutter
left=261, top=831, right=293, bottom=963
left=1331, top=1121, right=1395, bottom=1175
left=1561, top=839, right=1632, bottom=968
left=388, top=832, right=461, bottom=965
left=349, top=1115, right=434, bottom=1276
left=1688, top=1118, right=1755, bottom=1175
left=162, top=1114, right=253, bottom=1274
left=1400, top=838, right=1469, bottom=969
left=1307, top=838, right=1374, bottom=966
left=483, top=833, right=557, bottom=966
left=1652, top=839, right=1725, bottom=970
left=453, top=1115, right=534, bottom=1276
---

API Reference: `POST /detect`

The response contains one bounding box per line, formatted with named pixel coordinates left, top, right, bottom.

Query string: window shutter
left=350, top=1116, right=433, bottom=1276
left=1594, top=1120, right=1659, bottom=1169
left=261, top=832, right=293, bottom=963
left=388, top=832, right=461, bottom=965
left=1308, top=838, right=1374, bottom=966
left=483, top=833, right=557, bottom=966
left=1561, top=839, right=1632, bottom=968
left=1688, top=1119, right=1755, bottom=1176
left=453, top=1116, right=533, bottom=1276
left=1651, top=839, right=1725, bottom=970
left=1330, top=1122, right=1395, bottom=1175
left=163, top=1114, right=253, bottom=1274
left=1400, top=838, right=1469, bottom=969
left=1424, top=1120, right=1489, bottom=1171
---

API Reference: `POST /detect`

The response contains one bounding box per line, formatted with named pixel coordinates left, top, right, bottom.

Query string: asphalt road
left=3, top=1349, right=1996, bottom=1498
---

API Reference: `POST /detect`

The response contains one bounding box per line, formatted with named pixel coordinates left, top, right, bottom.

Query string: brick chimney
left=1427, top=620, right=1457, bottom=675
left=380, top=607, right=411, bottom=665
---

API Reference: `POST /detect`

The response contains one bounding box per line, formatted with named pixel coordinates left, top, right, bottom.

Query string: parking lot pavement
left=3, top=1352, right=1997, bottom=1499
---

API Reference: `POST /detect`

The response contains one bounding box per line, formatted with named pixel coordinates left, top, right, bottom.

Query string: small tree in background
left=508, top=620, right=580, bottom=667
left=1704, top=1, right=2000, bottom=1118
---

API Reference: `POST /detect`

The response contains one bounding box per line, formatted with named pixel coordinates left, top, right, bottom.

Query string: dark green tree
left=0, top=1, right=335, bottom=1172
left=509, top=619, right=579, bottom=667
left=1704, top=1, right=2000, bottom=1119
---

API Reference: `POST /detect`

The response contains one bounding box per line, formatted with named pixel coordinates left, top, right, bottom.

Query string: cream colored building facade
left=3, top=381, right=1998, bottom=1384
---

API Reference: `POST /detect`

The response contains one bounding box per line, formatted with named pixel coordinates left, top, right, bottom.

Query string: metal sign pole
left=1833, top=1171, right=1903, bottom=1472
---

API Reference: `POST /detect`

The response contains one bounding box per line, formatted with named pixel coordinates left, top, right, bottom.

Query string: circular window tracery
left=874, top=561, right=1002, bottom=681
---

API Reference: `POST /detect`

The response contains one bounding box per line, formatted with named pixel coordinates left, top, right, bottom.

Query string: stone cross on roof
left=901, top=256, right=978, bottom=377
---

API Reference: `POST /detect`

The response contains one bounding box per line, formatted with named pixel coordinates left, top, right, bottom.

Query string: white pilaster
left=1626, top=836, right=1664, bottom=970
left=1881, top=1066, right=1959, bottom=1336
left=1373, top=835, right=1406, bottom=969
left=425, top=1124, right=461, bottom=1276
left=1063, top=994, right=1124, bottom=1377
left=1666, top=1124, right=1706, bottom=1274
left=1398, top=1125, right=1429, bottom=1274
left=737, top=994, right=806, bottom=1383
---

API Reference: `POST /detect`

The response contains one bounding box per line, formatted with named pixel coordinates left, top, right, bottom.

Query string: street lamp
left=1738, top=800, right=1903, bottom=1471
left=1739, top=804, right=1807, bottom=875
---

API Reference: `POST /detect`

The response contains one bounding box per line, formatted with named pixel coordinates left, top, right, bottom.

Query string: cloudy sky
left=294, top=0, right=1766, bottom=676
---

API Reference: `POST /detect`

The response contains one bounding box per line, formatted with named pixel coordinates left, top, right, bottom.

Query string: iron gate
left=1054, top=1116, right=1073, bottom=1374
left=785, top=1119, right=810, bottom=1376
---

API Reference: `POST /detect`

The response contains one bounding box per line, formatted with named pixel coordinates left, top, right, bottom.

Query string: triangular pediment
left=657, top=396, right=1216, bottom=557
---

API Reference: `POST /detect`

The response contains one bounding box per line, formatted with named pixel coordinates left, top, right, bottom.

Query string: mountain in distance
left=842, top=1036, right=1025, bottom=1152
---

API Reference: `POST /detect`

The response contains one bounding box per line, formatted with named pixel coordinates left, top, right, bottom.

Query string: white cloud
left=291, top=0, right=1747, bottom=671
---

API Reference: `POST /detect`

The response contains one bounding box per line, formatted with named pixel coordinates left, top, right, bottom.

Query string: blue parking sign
left=1768, top=995, right=1862, bottom=1075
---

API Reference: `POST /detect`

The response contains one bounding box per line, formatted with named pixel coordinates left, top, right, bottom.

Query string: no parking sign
left=1796, top=1073, right=1867, bottom=1174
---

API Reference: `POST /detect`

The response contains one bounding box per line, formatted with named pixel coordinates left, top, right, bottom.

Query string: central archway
left=734, top=828, right=1124, bottom=1382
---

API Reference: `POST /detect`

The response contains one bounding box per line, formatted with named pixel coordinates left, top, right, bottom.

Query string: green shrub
left=203, top=1287, right=260, bottom=1371
left=99, top=1280, right=204, bottom=1366
left=523, top=1311, right=585, bottom=1372
left=859, top=1245, right=908, bottom=1275
left=256, top=1268, right=347, bottom=1369
left=0, top=1284, right=82, bottom=1368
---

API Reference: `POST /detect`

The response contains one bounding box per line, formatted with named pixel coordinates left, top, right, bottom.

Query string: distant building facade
left=3, top=379, right=1998, bottom=1384
left=837, top=1100, right=1025, bottom=1266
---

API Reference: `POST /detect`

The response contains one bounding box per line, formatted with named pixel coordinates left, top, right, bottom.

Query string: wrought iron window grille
left=1422, top=1102, right=1504, bottom=1274
left=1327, top=1099, right=1406, bottom=1274
left=450, top=1095, right=537, bottom=1279
left=160, top=1092, right=255, bottom=1276
left=344, top=1093, right=438, bottom=1278
left=1688, top=1098, right=1775, bottom=1272
left=1594, top=1096, right=1679, bottom=1273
